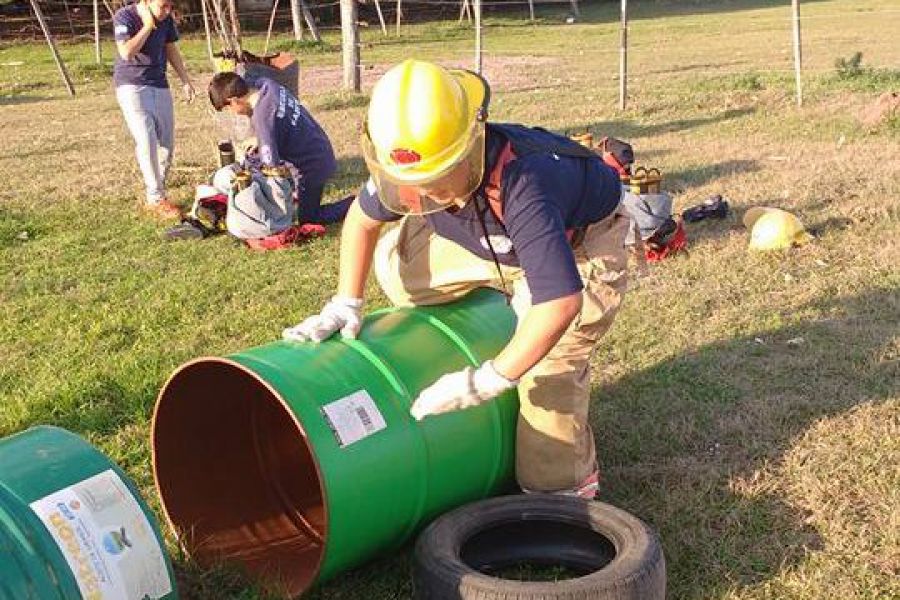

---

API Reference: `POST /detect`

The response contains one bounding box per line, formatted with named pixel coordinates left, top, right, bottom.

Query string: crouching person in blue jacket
left=208, top=72, right=352, bottom=224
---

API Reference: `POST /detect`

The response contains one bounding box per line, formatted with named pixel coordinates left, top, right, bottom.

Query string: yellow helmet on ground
left=743, top=207, right=814, bottom=250
left=362, top=59, right=490, bottom=215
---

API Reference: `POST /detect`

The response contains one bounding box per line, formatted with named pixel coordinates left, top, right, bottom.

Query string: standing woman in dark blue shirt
left=113, top=0, right=195, bottom=219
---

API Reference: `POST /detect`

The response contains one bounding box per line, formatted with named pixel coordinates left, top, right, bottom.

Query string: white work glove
left=410, top=361, right=518, bottom=421
left=282, top=296, right=363, bottom=343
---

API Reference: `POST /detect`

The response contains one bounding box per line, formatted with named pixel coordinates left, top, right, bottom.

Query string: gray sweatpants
left=115, top=84, right=174, bottom=204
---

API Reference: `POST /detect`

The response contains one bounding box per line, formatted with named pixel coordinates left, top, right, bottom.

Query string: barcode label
left=322, top=390, right=387, bottom=447
left=356, top=406, right=375, bottom=432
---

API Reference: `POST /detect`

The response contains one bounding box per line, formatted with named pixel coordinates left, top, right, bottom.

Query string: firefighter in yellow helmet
left=283, top=60, right=631, bottom=498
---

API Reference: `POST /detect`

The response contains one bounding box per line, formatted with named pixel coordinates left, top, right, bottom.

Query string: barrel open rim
left=151, top=356, right=328, bottom=598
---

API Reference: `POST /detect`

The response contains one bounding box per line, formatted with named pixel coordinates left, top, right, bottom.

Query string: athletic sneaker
left=521, top=468, right=601, bottom=500
left=566, top=470, right=600, bottom=500
left=143, top=199, right=183, bottom=220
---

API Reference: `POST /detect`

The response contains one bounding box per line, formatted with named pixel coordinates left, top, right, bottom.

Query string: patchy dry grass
left=1, top=0, right=899, bottom=598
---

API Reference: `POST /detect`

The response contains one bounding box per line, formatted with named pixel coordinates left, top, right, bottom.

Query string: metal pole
left=93, top=0, right=101, bottom=63
left=458, top=0, right=471, bottom=24
left=290, top=0, right=304, bottom=40
left=395, top=0, right=402, bottom=37
left=30, top=0, right=75, bottom=96
left=299, top=0, right=321, bottom=43
left=211, top=0, right=233, bottom=53
left=373, top=0, right=387, bottom=36
left=264, top=0, right=280, bottom=54
left=227, top=0, right=242, bottom=59
left=527, top=0, right=534, bottom=22
left=619, top=0, right=627, bottom=110
left=340, top=0, right=360, bottom=91
left=474, top=0, right=482, bottom=74
left=201, top=0, right=215, bottom=66
left=792, top=0, right=803, bottom=107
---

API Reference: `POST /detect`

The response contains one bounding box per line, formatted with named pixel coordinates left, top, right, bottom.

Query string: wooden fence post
left=226, top=0, right=242, bottom=58
left=201, top=0, right=215, bottom=66
left=299, top=0, right=321, bottom=42
left=264, top=0, right=280, bottom=54
left=290, top=0, right=305, bottom=40
left=93, top=0, right=101, bottom=63
left=474, top=0, right=482, bottom=74
left=373, top=0, right=387, bottom=35
left=619, top=0, right=628, bottom=110
left=341, top=0, right=360, bottom=91
left=792, top=0, right=803, bottom=107
left=30, top=0, right=75, bottom=96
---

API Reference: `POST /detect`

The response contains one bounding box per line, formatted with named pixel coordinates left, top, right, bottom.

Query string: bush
left=829, top=51, right=900, bottom=92
left=834, top=51, right=864, bottom=79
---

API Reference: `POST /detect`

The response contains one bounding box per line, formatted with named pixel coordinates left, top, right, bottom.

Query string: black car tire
left=413, top=494, right=665, bottom=600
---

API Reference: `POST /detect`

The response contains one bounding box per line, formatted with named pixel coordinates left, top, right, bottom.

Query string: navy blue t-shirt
left=358, top=123, right=622, bottom=304
left=251, top=78, right=337, bottom=186
left=112, top=5, right=178, bottom=88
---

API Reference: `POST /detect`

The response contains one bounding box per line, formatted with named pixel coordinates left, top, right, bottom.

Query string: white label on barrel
left=322, top=390, right=387, bottom=447
left=29, top=469, right=173, bottom=600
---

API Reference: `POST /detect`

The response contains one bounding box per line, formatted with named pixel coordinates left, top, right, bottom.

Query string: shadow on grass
left=0, top=139, right=87, bottom=161
left=313, top=91, right=369, bottom=112
left=329, top=154, right=367, bottom=194
left=171, top=543, right=414, bottom=599
left=807, top=215, right=855, bottom=237
left=575, top=108, right=754, bottom=141
left=595, top=287, right=897, bottom=598
left=61, top=288, right=891, bottom=599
left=216, top=289, right=897, bottom=600
left=667, top=159, right=761, bottom=189
left=0, top=94, right=51, bottom=106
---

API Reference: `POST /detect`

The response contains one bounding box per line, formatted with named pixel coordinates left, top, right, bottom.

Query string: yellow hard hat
left=743, top=207, right=814, bottom=250
left=362, top=59, right=490, bottom=215
left=213, top=57, right=236, bottom=74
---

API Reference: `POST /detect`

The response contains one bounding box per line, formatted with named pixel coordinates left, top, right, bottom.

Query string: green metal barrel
left=0, top=426, right=178, bottom=600
left=152, top=288, right=519, bottom=597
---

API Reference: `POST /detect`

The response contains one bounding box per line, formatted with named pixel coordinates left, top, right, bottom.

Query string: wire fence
left=6, top=0, right=900, bottom=42
left=3, top=0, right=897, bottom=107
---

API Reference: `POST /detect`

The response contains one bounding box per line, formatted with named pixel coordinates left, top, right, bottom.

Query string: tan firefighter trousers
left=373, top=208, right=630, bottom=491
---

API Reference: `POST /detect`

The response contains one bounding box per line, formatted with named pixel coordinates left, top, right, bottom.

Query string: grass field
left=1, top=0, right=898, bottom=598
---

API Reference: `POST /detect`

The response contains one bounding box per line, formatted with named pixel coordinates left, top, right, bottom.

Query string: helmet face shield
left=362, top=120, right=486, bottom=215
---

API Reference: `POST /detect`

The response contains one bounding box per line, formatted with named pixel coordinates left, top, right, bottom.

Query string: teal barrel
left=0, top=426, right=178, bottom=600
left=152, top=288, right=519, bottom=597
